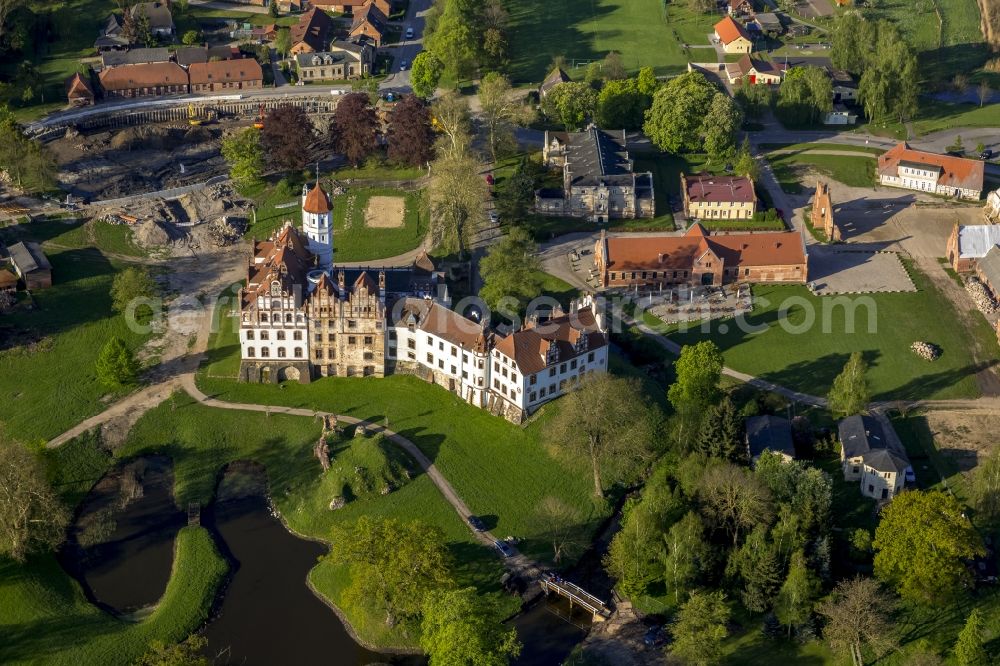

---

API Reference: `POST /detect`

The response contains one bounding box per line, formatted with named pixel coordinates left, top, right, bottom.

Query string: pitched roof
left=562, top=127, right=648, bottom=188
left=0, top=268, right=17, bottom=289
left=878, top=142, right=985, bottom=193
left=413, top=249, right=435, bottom=273
left=684, top=173, right=756, bottom=204
left=956, top=225, right=1000, bottom=258
left=540, top=67, right=570, bottom=94
left=603, top=224, right=806, bottom=272
left=8, top=242, right=50, bottom=274
left=188, top=59, right=263, bottom=85
left=101, top=47, right=171, bottom=68
left=977, top=246, right=1000, bottom=290
left=175, top=45, right=240, bottom=66
left=303, top=182, right=331, bottom=214
left=493, top=306, right=606, bottom=375
left=98, top=61, right=188, bottom=91
left=291, top=8, right=333, bottom=51
left=244, top=223, right=315, bottom=305
left=714, top=16, right=751, bottom=44
left=66, top=73, right=95, bottom=99
left=351, top=2, right=387, bottom=36
left=838, top=415, right=910, bottom=473
left=746, top=415, right=795, bottom=459
left=296, top=50, right=355, bottom=68
left=394, top=297, right=488, bottom=352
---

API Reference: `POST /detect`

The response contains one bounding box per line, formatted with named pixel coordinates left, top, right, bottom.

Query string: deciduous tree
left=420, top=587, right=521, bottom=666
left=95, top=336, right=140, bottom=388
left=429, top=144, right=486, bottom=256
left=424, top=0, right=480, bottom=81
left=331, top=92, right=379, bottom=166
left=261, top=104, right=316, bottom=171
left=411, top=51, right=443, bottom=99
left=0, top=440, right=69, bottom=562
left=702, top=92, right=743, bottom=161
left=827, top=351, right=869, bottom=416
left=662, top=511, right=707, bottom=603
left=604, top=496, right=666, bottom=597
left=111, top=266, right=157, bottom=316
left=971, top=447, right=1000, bottom=519
left=670, top=590, right=730, bottom=666
left=602, top=51, right=626, bottom=80
left=430, top=91, right=471, bottom=158
left=274, top=28, right=291, bottom=58
left=700, top=462, right=773, bottom=546
left=596, top=77, right=649, bottom=130
left=221, top=126, right=264, bottom=189
left=478, top=72, right=528, bottom=159
left=734, top=137, right=759, bottom=180
left=542, top=82, right=598, bottom=130
left=494, top=156, right=538, bottom=221
left=546, top=375, right=658, bottom=498
left=668, top=340, right=724, bottom=436
left=479, top=226, right=543, bottom=316
left=537, top=496, right=585, bottom=564
left=873, top=489, right=985, bottom=605
left=643, top=71, right=717, bottom=152
left=181, top=29, right=200, bottom=45
left=0, top=105, right=56, bottom=194
left=329, top=516, right=453, bottom=627
left=387, top=94, right=433, bottom=167
left=774, top=549, right=819, bottom=637
left=977, top=81, right=991, bottom=108
left=137, top=635, right=209, bottom=666
left=818, top=577, right=897, bottom=666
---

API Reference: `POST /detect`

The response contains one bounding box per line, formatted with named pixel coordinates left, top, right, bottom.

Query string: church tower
left=302, top=181, right=333, bottom=269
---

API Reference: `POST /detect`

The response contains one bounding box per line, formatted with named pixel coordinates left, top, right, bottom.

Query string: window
left=549, top=368, right=556, bottom=377
left=364, top=352, right=374, bottom=361
left=260, top=331, right=269, bottom=340
left=294, top=348, right=303, bottom=358
left=511, top=373, right=518, bottom=383
left=278, top=348, right=287, bottom=358
left=530, top=375, right=537, bottom=385
left=277, top=331, right=286, bottom=341
left=529, top=392, right=537, bottom=402
left=494, top=361, right=500, bottom=372
left=462, top=371, right=468, bottom=379
left=315, top=333, right=322, bottom=342
left=261, top=347, right=270, bottom=357
left=427, top=336, right=433, bottom=345
left=285, top=313, right=292, bottom=322
left=451, top=346, right=458, bottom=357
left=246, top=330, right=255, bottom=340
left=293, top=331, right=302, bottom=341
left=438, top=341, right=444, bottom=351
left=407, top=339, right=415, bottom=350
left=502, top=367, right=508, bottom=378
left=438, top=359, right=444, bottom=369
left=868, top=484, right=874, bottom=493
left=427, top=353, right=434, bottom=363
left=463, top=353, right=469, bottom=364
left=348, top=336, right=356, bottom=345
left=327, top=333, right=335, bottom=342
left=247, top=347, right=255, bottom=357
left=852, top=466, right=859, bottom=474
left=407, top=351, right=416, bottom=360
left=364, top=336, right=373, bottom=345
left=560, top=363, right=567, bottom=373
left=570, top=359, right=577, bottom=370
left=451, top=365, right=457, bottom=375
left=493, top=379, right=500, bottom=389
left=348, top=320, right=357, bottom=329
left=315, top=349, right=324, bottom=360
left=588, top=352, right=595, bottom=362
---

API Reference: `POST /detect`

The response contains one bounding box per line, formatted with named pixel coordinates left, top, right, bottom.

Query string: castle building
left=305, top=270, right=386, bottom=378
left=301, top=181, right=334, bottom=269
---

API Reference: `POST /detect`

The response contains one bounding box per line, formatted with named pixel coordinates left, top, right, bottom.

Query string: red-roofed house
left=290, top=8, right=334, bottom=55
left=714, top=16, right=753, bottom=54
left=98, top=62, right=189, bottom=98
left=188, top=59, right=263, bottom=93
left=594, top=224, right=807, bottom=288
left=877, top=143, right=984, bottom=200
left=65, top=73, right=95, bottom=106
left=682, top=173, right=757, bottom=221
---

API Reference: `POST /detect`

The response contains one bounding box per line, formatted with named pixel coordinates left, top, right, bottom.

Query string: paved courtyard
left=807, top=245, right=916, bottom=295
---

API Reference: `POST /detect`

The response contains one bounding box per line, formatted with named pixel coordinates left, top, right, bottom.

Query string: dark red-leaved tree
left=387, top=94, right=433, bottom=167
left=261, top=105, right=316, bottom=171
left=330, top=92, right=379, bottom=167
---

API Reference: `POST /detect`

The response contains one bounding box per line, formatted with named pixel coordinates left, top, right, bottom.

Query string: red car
left=485, top=174, right=495, bottom=186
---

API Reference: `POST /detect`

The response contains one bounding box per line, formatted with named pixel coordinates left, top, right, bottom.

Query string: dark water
left=60, top=456, right=186, bottom=613
left=510, top=597, right=589, bottom=666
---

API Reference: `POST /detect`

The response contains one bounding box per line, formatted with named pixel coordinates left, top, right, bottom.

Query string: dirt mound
left=109, top=126, right=174, bottom=151
left=183, top=126, right=212, bottom=144
left=133, top=219, right=171, bottom=246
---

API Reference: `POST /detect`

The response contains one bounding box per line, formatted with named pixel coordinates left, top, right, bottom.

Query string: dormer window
left=270, top=281, right=281, bottom=296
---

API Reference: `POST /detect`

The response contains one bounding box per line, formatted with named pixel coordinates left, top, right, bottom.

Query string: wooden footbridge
left=540, top=574, right=612, bottom=622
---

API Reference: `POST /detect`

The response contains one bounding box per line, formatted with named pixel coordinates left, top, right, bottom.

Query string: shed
left=8, top=241, right=52, bottom=290
left=745, top=415, right=796, bottom=463
left=0, top=268, right=18, bottom=292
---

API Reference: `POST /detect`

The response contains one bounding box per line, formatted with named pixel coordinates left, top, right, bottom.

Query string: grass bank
left=767, top=153, right=876, bottom=194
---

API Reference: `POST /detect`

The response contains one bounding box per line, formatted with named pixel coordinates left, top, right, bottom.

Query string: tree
left=662, top=511, right=707, bottom=603
left=971, top=446, right=1000, bottom=519
left=221, top=126, right=264, bottom=189
left=424, top=0, right=480, bottom=81
left=596, top=77, right=648, bottom=130
left=329, top=516, right=453, bottom=627
left=0, top=106, right=57, bottom=194
left=636, top=66, right=658, bottom=96
left=873, top=489, right=985, bottom=605
left=700, top=462, right=773, bottom=546
left=952, top=73, right=969, bottom=92
left=854, top=22, right=919, bottom=125
left=137, top=635, right=209, bottom=666
left=537, top=496, right=584, bottom=564
left=733, top=137, right=759, bottom=180
left=0, top=0, right=26, bottom=47
left=429, top=146, right=486, bottom=256
left=702, top=92, right=743, bottom=162
left=643, top=71, right=717, bottom=152
left=602, top=51, right=626, bottom=80
left=268, top=0, right=279, bottom=17
left=696, top=396, right=743, bottom=461
left=261, top=105, right=316, bottom=171
left=482, top=27, right=507, bottom=70
left=730, top=525, right=783, bottom=613
left=604, top=496, right=666, bottom=597
left=411, top=51, right=444, bottom=99
left=494, top=156, right=538, bottom=221
left=776, top=66, right=832, bottom=126
left=955, top=608, right=988, bottom=666
left=331, top=92, right=379, bottom=166
left=827, top=351, right=869, bottom=416
left=977, top=81, right=991, bottom=108
left=387, top=94, right=434, bottom=167
left=478, top=72, right=528, bottom=159
left=818, top=577, right=897, bottom=666
left=420, top=587, right=521, bottom=666
left=668, top=340, right=724, bottom=435
left=670, top=590, right=730, bottom=666
left=0, top=440, right=69, bottom=562
left=274, top=28, right=291, bottom=58
left=542, top=82, right=598, bottom=130
left=774, top=549, right=819, bottom=637
left=181, top=29, right=201, bottom=45
left=111, top=266, right=156, bottom=315
left=478, top=226, right=543, bottom=317
left=430, top=91, right=472, bottom=158
left=95, top=336, right=140, bottom=388
left=546, top=375, right=658, bottom=498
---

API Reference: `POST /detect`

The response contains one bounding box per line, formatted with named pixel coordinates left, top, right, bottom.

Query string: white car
left=399, top=60, right=408, bottom=71
left=405, top=27, right=414, bottom=39
left=488, top=210, right=499, bottom=224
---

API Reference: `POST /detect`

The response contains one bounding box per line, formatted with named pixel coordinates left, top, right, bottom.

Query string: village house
left=188, top=59, right=263, bottom=93
left=681, top=173, right=757, bottom=221
left=290, top=8, right=334, bottom=55
left=726, top=0, right=754, bottom=18
left=536, top=128, right=655, bottom=223
left=985, top=188, right=1000, bottom=222
left=726, top=55, right=782, bottom=85
left=314, top=0, right=392, bottom=15
left=174, top=45, right=241, bottom=66
left=348, top=2, right=388, bottom=47
left=714, top=16, right=754, bottom=54
left=65, top=73, right=95, bottom=107
left=830, top=69, right=858, bottom=103
left=296, top=41, right=374, bottom=81
left=877, top=142, right=985, bottom=200
left=839, top=415, right=912, bottom=501
left=97, top=61, right=189, bottom=98
left=745, top=415, right=796, bottom=464
left=811, top=181, right=841, bottom=241
left=101, top=47, right=172, bottom=69
left=8, top=241, right=52, bottom=290
left=0, top=268, right=18, bottom=294
left=594, top=224, right=808, bottom=289
left=131, top=1, right=175, bottom=39
left=539, top=67, right=570, bottom=99
left=947, top=223, right=1000, bottom=272
left=95, top=14, right=129, bottom=51
left=750, top=12, right=783, bottom=35
left=823, top=104, right=858, bottom=125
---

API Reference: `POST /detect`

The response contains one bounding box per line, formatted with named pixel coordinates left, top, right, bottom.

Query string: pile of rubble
left=965, top=276, right=997, bottom=315
left=206, top=216, right=247, bottom=246
left=911, top=341, right=942, bottom=361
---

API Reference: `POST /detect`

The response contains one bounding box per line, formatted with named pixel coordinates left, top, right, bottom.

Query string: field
left=0, top=526, right=227, bottom=666
left=766, top=153, right=877, bottom=194
left=912, top=100, right=1000, bottom=136
left=0, top=220, right=152, bottom=444
left=660, top=263, right=986, bottom=401
left=505, top=0, right=720, bottom=82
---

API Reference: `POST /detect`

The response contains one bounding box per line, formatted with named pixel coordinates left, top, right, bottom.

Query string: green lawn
left=330, top=162, right=426, bottom=181
left=536, top=270, right=581, bottom=309
left=912, top=100, right=1000, bottom=137
left=767, top=153, right=876, bottom=194
left=663, top=263, right=991, bottom=401
left=758, top=142, right=885, bottom=156
left=0, top=526, right=227, bottom=666
left=505, top=0, right=716, bottom=82
left=0, top=244, right=151, bottom=445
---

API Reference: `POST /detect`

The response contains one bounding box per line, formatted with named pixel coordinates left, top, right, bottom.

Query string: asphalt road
left=377, top=0, right=432, bottom=94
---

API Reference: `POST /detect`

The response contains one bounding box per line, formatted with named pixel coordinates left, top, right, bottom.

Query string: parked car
left=405, top=27, right=414, bottom=39
left=643, top=625, right=666, bottom=647
left=494, top=539, right=515, bottom=558
left=981, top=149, right=993, bottom=160
left=488, top=210, right=499, bottom=224
left=467, top=515, right=486, bottom=532
left=399, top=60, right=408, bottom=71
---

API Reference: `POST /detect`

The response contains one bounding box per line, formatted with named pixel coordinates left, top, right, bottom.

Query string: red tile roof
left=303, top=182, right=331, bottom=213
left=396, top=297, right=488, bottom=351
left=877, top=142, right=984, bottom=192
left=188, top=59, right=263, bottom=86
left=494, top=307, right=606, bottom=376
left=291, top=7, right=333, bottom=51
left=684, top=174, right=756, bottom=204
left=98, top=62, right=188, bottom=92
left=714, top=16, right=751, bottom=45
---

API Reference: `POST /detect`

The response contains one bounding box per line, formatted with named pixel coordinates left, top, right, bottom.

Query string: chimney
left=337, top=270, right=345, bottom=292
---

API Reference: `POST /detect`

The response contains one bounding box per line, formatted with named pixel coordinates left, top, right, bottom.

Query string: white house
left=839, top=415, right=912, bottom=501
left=877, top=142, right=984, bottom=201
left=823, top=104, right=857, bottom=126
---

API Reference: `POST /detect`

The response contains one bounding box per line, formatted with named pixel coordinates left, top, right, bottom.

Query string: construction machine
left=188, top=103, right=202, bottom=126
left=253, top=103, right=265, bottom=130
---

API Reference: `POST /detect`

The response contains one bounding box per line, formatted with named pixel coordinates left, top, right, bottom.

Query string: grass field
left=912, top=100, right=1000, bottom=136
left=0, top=526, right=227, bottom=666
left=0, top=241, right=151, bottom=444
left=660, top=262, right=989, bottom=401
left=505, top=0, right=720, bottom=82
left=767, top=153, right=876, bottom=194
